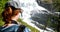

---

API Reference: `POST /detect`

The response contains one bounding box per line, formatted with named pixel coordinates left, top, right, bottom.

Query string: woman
left=0, top=1, right=30, bottom=32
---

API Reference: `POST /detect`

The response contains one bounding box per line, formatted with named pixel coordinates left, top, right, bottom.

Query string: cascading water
left=10, top=0, right=56, bottom=32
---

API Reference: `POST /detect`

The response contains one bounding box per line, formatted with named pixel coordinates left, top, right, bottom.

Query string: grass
left=18, top=19, right=40, bottom=32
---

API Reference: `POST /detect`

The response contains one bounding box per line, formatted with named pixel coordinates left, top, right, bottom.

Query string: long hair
left=2, top=6, right=22, bottom=24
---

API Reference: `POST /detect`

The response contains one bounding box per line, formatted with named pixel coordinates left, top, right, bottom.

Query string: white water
left=10, top=0, right=54, bottom=32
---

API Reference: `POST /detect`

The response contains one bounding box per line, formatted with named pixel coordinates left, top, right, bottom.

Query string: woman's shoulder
left=0, top=24, right=31, bottom=32
left=0, top=26, right=3, bottom=30
left=0, top=24, right=19, bottom=32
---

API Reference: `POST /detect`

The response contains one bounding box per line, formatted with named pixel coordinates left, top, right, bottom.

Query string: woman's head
left=2, top=1, right=22, bottom=24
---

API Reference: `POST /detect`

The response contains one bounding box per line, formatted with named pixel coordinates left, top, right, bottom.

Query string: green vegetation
left=0, top=0, right=8, bottom=26
left=53, top=0, right=60, bottom=12
left=44, top=0, right=60, bottom=32
left=18, top=19, right=40, bottom=32
left=52, top=0, right=60, bottom=32
left=0, top=0, right=39, bottom=32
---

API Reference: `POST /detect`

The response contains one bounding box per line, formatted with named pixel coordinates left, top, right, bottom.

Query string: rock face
left=36, top=0, right=54, bottom=12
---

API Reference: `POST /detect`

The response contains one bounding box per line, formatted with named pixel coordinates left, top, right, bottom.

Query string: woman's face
left=13, top=10, right=21, bottom=20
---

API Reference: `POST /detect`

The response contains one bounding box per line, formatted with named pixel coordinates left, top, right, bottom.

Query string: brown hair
left=2, top=6, right=22, bottom=24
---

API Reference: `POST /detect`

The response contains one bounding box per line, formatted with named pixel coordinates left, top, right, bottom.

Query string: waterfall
left=9, top=0, right=56, bottom=32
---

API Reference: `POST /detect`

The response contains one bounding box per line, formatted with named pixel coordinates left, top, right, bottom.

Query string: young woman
left=0, top=1, right=30, bottom=32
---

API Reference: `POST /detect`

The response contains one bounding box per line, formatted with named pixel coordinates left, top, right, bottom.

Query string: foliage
left=52, top=0, right=60, bottom=12
left=0, top=0, right=8, bottom=26
left=52, top=0, right=60, bottom=32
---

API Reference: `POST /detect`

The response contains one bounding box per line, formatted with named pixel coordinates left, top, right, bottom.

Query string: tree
left=52, top=0, right=60, bottom=32
left=52, top=0, right=60, bottom=12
